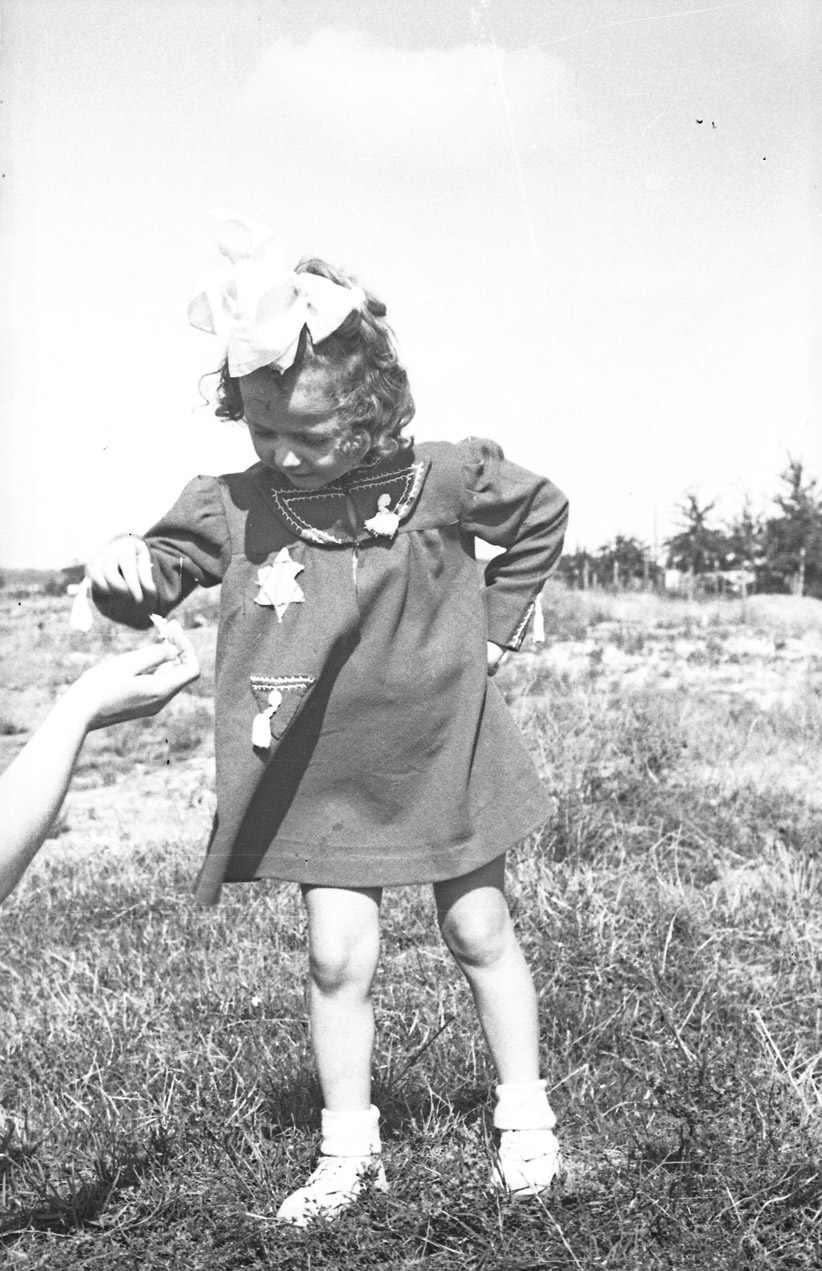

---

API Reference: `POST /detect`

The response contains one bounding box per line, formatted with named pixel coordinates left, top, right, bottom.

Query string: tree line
left=558, top=459, right=822, bottom=599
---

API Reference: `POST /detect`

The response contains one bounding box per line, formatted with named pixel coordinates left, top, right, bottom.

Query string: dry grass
left=1, top=585, right=820, bottom=1268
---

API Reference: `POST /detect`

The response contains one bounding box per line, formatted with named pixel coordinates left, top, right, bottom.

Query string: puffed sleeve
left=459, top=438, right=569, bottom=649
left=93, top=475, right=231, bottom=629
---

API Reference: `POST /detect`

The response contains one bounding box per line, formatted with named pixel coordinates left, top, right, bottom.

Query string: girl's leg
left=276, top=884, right=385, bottom=1225
left=302, top=883, right=382, bottom=1110
left=433, top=854, right=539, bottom=1082
left=434, top=855, right=561, bottom=1194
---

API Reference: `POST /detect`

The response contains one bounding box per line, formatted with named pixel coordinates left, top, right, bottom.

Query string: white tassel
left=531, top=590, right=545, bottom=645
left=69, top=577, right=94, bottom=632
left=251, top=688, right=283, bottom=749
left=251, top=709, right=273, bottom=749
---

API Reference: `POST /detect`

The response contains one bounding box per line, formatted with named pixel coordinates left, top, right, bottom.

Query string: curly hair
left=213, top=259, right=415, bottom=461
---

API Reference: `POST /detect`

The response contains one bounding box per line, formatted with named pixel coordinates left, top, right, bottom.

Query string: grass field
left=1, top=582, right=821, bottom=1269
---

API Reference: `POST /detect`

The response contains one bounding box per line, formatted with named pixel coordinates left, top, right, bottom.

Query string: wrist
left=58, top=677, right=101, bottom=737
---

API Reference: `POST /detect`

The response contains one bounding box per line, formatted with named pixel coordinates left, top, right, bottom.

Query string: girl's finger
left=136, top=542, right=158, bottom=599
left=118, top=545, right=147, bottom=604
left=87, top=556, right=119, bottom=595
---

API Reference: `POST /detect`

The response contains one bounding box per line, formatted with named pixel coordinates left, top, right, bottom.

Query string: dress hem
left=213, top=813, right=549, bottom=891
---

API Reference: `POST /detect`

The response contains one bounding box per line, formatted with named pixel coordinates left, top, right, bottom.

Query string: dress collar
left=255, top=449, right=430, bottom=546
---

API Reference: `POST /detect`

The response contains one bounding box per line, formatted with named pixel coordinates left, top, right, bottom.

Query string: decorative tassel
left=531, top=591, right=545, bottom=645
left=364, top=494, right=400, bottom=540
left=251, top=710, right=273, bottom=749
left=251, top=688, right=283, bottom=749
left=69, top=577, right=94, bottom=632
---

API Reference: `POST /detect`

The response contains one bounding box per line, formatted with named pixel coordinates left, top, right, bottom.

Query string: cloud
left=240, top=29, right=581, bottom=177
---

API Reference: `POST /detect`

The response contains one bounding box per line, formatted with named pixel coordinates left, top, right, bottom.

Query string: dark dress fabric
left=94, top=438, right=568, bottom=904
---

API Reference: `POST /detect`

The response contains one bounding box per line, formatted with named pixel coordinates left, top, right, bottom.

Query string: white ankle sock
left=320, top=1105, right=381, bottom=1157
left=493, top=1079, right=557, bottom=1131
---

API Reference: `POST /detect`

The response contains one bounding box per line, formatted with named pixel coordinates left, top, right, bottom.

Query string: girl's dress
left=98, top=438, right=568, bottom=904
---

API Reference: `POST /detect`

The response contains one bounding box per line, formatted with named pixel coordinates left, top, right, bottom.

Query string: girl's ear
left=355, top=428, right=371, bottom=456
left=343, top=428, right=370, bottom=458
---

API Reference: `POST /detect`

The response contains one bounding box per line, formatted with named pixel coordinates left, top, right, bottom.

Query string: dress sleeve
left=145, top=474, right=231, bottom=604
left=459, top=438, right=569, bottom=650
left=93, top=475, right=231, bottom=629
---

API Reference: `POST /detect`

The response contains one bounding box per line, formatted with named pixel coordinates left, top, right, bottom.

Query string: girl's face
left=239, top=364, right=368, bottom=489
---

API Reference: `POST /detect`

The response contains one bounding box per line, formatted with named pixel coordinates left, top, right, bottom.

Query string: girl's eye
left=247, top=422, right=332, bottom=451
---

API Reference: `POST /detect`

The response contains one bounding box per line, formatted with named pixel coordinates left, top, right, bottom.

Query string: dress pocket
left=249, top=674, right=316, bottom=749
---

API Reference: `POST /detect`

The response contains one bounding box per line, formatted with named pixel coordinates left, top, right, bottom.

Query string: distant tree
left=762, top=459, right=822, bottom=596
left=42, top=572, right=67, bottom=598
left=61, top=563, right=87, bottom=587
left=556, top=547, right=598, bottom=590
left=724, top=496, right=765, bottom=594
left=595, top=535, right=654, bottom=589
left=665, top=493, right=725, bottom=598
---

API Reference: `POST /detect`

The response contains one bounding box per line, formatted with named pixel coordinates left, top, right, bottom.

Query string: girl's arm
left=460, top=439, right=569, bottom=651
left=89, top=475, right=231, bottom=628
left=0, top=625, right=199, bottom=903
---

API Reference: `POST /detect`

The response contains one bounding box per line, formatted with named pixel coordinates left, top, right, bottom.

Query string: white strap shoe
left=276, top=1153, right=388, bottom=1226
left=491, top=1128, right=563, bottom=1195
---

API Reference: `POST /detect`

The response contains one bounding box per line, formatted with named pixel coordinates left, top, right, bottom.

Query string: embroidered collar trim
left=258, top=457, right=430, bottom=546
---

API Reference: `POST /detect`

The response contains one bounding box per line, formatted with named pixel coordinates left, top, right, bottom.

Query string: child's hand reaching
left=87, top=534, right=158, bottom=606
left=72, top=621, right=200, bottom=729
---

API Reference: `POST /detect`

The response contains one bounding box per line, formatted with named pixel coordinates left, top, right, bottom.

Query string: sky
left=1, top=0, right=819, bottom=567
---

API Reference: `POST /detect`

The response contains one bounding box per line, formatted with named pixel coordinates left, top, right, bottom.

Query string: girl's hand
left=68, top=622, right=200, bottom=729
left=486, top=641, right=508, bottom=676
left=87, top=534, right=158, bottom=606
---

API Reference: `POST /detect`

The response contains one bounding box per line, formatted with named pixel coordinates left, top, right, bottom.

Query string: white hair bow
left=188, top=211, right=365, bottom=377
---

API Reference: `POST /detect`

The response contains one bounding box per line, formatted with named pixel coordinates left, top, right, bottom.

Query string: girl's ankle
left=320, top=1104, right=382, bottom=1156
left=493, top=1079, right=557, bottom=1131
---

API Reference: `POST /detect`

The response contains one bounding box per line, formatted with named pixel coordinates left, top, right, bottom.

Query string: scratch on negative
left=641, top=111, right=666, bottom=135
left=511, top=1, right=753, bottom=51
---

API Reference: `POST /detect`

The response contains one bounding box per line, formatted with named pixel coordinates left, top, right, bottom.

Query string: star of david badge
left=255, top=547, right=305, bottom=621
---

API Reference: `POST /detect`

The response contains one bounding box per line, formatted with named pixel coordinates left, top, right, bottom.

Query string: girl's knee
left=308, top=924, right=380, bottom=994
left=439, top=896, right=512, bottom=969
left=303, top=886, right=381, bottom=994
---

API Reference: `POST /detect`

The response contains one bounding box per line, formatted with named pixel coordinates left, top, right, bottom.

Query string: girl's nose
left=275, top=444, right=302, bottom=471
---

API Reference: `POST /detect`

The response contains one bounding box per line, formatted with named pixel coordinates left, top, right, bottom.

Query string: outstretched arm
left=0, top=623, right=199, bottom=903
left=88, top=476, right=231, bottom=629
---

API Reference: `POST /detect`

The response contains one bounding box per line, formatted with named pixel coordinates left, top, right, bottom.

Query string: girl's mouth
left=272, top=465, right=312, bottom=481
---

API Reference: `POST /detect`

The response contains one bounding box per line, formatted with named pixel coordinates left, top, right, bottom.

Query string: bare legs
left=434, top=855, right=541, bottom=1084
left=281, top=859, right=553, bottom=1219
left=301, top=855, right=540, bottom=1104
left=278, top=886, right=385, bottom=1223
left=301, top=883, right=382, bottom=1111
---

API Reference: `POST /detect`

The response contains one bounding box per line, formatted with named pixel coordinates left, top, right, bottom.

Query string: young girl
left=87, top=214, right=569, bottom=1226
